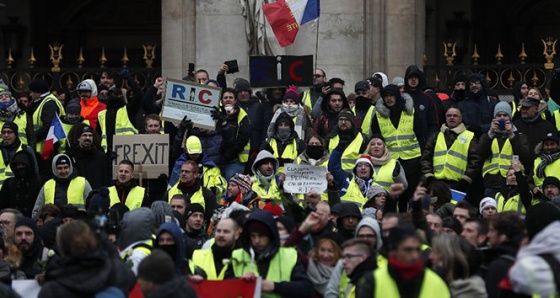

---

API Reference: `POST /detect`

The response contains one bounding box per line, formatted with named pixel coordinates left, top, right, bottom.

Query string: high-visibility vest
left=121, top=239, right=153, bottom=262
left=433, top=130, right=474, bottom=181
left=373, top=159, right=398, bottom=191
left=376, top=110, right=421, bottom=160
left=352, top=105, right=375, bottom=135
left=341, top=179, right=383, bottom=208
left=0, top=142, right=24, bottom=188
left=554, top=110, right=560, bottom=131
left=32, top=94, right=65, bottom=153
left=270, top=138, right=298, bottom=173
left=58, top=119, right=90, bottom=153
left=191, top=249, right=228, bottom=280
left=495, top=192, right=539, bottom=214
left=237, top=108, right=251, bottom=163
left=201, top=166, right=227, bottom=199
left=252, top=176, right=284, bottom=200
left=231, top=247, right=297, bottom=298
left=98, top=107, right=137, bottom=152
left=328, top=133, right=365, bottom=173
left=0, top=114, right=29, bottom=145
left=167, top=183, right=206, bottom=210
left=108, top=185, right=145, bottom=211
left=43, top=177, right=86, bottom=205
left=482, top=138, right=513, bottom=178
left=301, top=90, right=313, bottom=112
left=373, top=266, right=449, bottom=298
left=533, top=157, right=560, bottom=187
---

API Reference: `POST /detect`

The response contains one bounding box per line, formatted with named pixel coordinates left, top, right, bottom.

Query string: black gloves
left=211, top=106, right=225, bottom=123
left=178, top=116, right=193, bottom=136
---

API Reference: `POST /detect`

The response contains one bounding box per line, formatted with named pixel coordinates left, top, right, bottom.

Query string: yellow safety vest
left=58, top=119, right=90, bottom=153
left=495, top=192, right=539, bottom=214
left=97, top=107, right=138, bottom=152
left=122, top=238, right=153, bottom=262
left=554, top=110, right=560, bottom=131
left=252, top=176, right=283, bottom=200
left=339, top=254, right=388, bottom=297
left=231, top=247, right=297, bottom=298
left=433, top=130, right=473, bottom=181
left=108, top=185, right=145, bottom=211
left=270, top=138, right=298, bottom=173
left=301, top=90, right=313, bottom=112
left=342, top=179, right=383, bottom=208
left=373, top=266, right=450, bottom=298
left=191, top=249, right=228, bottom=280
left=373, top=159, right=398, bottom=191
left=202, top=166, right=227, bottom=199
left=483, top=138, right=513, bottom=178
left=43, top=177, right=86, bottom=205
left=167, top=183, right=206, bottom=210
left=0, top=142, right=24, bottom=188
left=0, top=114, right=29, bottom=146
left=328, top=133, right=364, bottom=173
left=376, top=110, right=421, bottom=160
left=32, top=94, right=65, bottom=153
left=352, top=105, right=375, bottom=135
left=533, top=157, right=560, bottom=187
left=237, top=108, right=251, bottom=163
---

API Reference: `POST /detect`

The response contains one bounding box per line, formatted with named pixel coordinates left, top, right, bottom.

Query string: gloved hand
left=455, top=179, right=470, bottom=192
left=210, top=186, right=218, bottom=195
left=423, top=175, right=435, bottom=187
left=178, top=116, right=193, bottom=136
left=210, top=106, right=225, bottom=122
left=119, top=69, right=130, bottom=79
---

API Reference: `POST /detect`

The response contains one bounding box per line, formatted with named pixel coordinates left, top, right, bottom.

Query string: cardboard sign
left=161, top=78, right=221, bottom=130
left=190, top=277, right=261, bottom=298
left=250, top=55, right=313, bottom=87
left=283, top=163, right=327, bottom=194
left=112, top=134, right=169, bottom=179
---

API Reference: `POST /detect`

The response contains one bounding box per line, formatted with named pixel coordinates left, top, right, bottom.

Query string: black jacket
left=217, top=106, right=251, bottom=163
left=404, top=65, right=440, bottom=139
left=0, top=150, right=42, bottom=216
left=67, top=146, right=111, bottom=189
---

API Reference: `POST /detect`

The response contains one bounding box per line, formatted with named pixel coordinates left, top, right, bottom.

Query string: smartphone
left=512, top=155, right=519, bottom=162
left=224, top=60, right=239, bottom=74
left=498, top=119, right=506, bottom=130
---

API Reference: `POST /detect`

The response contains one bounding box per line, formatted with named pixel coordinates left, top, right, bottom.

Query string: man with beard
left=108, top=160, right=148, bottom=211
left=0, top=122, right=38, bottom=189
left=313, top=88, right=350, bottom=139
left=14, top=217, right=48, bottom=278
left=532, top=133, right=560, bottom=189
left=250, top=150, right=287, bottom=202
left=352, top=81, right=375, bottom=137
left=326, top=110, right=367, bottom=173
left=32, top=154, right=92, bottom=217
left=445, top=74, right=467, bottom=111
left=66, top=124, right=111, bottom=189
left=154, top=222, right=187, bottom=275
left=183, top=203, right=208, bottom=259
left=190, top=217, right=242, bottom=280
left=302, top=68, right=328, bottom=113
left=542, top=177, right=560, bottom=201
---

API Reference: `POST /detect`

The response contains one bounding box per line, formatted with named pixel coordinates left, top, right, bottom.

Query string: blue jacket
left=329, top=148, right=353, bottom=196
left=169, top=153, right=218, bottom=188
left=156, top=222, right=186, bottom=275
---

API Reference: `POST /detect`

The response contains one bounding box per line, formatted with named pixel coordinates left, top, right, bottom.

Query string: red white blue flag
left=263, top=0, right=320, bottom=47
left=42, top=113, right=66, bottom=160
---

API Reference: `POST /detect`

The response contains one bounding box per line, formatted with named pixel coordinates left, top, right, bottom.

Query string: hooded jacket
left=251, top=150, right=280, bottom=177
left=118, top=207, right=155, bottom=274
left=459, top=74, right=499, bottom=135
left=0, top=150, right=42, bottom=216
left=78, top=79, right=106, bottom=130
left=156, top=223, right=186, bottom=275
left=404, top=65, right=439, bottom=141
left=355, top=217, right=383, bottom=251
left=313, top=89, right=350, bottom=139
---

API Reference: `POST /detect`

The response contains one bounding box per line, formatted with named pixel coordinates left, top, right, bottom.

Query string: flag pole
left=314, top=17, right=320, bottom=71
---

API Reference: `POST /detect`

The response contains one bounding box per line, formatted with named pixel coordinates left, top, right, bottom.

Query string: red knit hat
left=263, top=202, right=283, bottom=217
left=282, top=85, right=300, bottom=104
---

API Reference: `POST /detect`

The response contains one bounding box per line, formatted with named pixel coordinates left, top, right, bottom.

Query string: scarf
left=307, top=259, right=335, bottom=294
left=268, top=106, right=305, bottom=140
left=355, top=176, right=374, bottom=196
left=388, top=256, right=424, bottom=279
left=370, top=149, right=392, bottom=166
left=536, top=151, right=560, bottom=178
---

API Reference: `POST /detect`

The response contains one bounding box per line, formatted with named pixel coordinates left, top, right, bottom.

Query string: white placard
left=12, top=279, right=41, bottom=298
left=283, top=163, right=327, bottom=194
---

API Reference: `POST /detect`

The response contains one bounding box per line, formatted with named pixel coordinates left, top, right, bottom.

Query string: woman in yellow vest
left=495, top=162, right=538, bottom=214
left=364, top=134, right=408, bottom=192
left=0, top=81, right=31, bottom=146
left=266, top=86, right=312, bottom=142
left=261, top=112, right=305, bottom=174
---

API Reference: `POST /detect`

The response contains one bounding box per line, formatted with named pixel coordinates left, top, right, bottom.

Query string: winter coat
left=404, top=65, right=440, bottom=139
left=313, top=89, right=349, bottom=139
left=458, top=74, right=499, bottom=135
left=0, top=150, right=42, bottom=216
left=513, top=116, right=557, bottom=157
left=66, top=146, right=112, bottom=189
left=238, top=96, right=264, bottom=152
left=156, top=223, right=186, bottom=275
left=217, top=106, right=251, bottom=163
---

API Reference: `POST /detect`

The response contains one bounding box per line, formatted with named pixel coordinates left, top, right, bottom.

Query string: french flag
left=42, top=113, right=66, bottom=160
left=263, top=0, right=320, bottom=47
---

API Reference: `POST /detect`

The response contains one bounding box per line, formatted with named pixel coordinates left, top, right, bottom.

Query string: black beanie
left=55, top=155, right=71, bottom=167
left=543, top=177, right=560, bottom=190
left=275, top=216, right=295, bottom=233
left=29, top=79, right=49, bottom=93
left=184, top=203, right=204, bottom=220
left=2, top=122, right=19, bottom=137
left=138, top=249, right=175, bottom=284
left=338, top=110, right=356, bottom=129
left=525, top=202, right=560, bottom=240
left=15, top=217, right=38, bottom=237
left=385, top=224, right=419, bottom=251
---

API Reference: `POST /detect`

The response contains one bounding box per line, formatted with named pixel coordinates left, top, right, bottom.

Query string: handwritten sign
left=283, top=163, right=327, bottom=194
left=112, top=134, right=169, bottom=179
left=161, top=78, right=221, bottom=130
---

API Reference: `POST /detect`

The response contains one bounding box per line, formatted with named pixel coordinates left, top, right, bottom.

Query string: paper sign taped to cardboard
left=112, top=134, right=169, bottom=179
left=283, top=163, right=327, bottom=194
left=161, top=78, right=221, bottom=130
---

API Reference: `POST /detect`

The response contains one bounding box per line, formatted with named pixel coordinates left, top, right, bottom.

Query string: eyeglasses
left=341, top=253, right=365, bottom=260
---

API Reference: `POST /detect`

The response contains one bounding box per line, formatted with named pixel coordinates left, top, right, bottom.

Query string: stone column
left=161, top=0, right=196, bottom=79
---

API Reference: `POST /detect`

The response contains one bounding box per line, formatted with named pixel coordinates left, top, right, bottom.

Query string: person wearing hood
left=13, top=217, right=49, bottom=279
left=211, top=88, right=250, bottom=180
left=32, top=154, right=92, bottom=217
left=301, top=68, right=329, bottom=113
left=352, top=81, right=376, bottom=137
left=108, top=160, right=148, bottom=211
left=458, top=74, right=499, bottom=137
left=234, top=79, right=265, bottom=166
left=404, top=65, right=440, bottom=137
left=313, top=88, right=350, bottom=139
left=65, top=124, right=111, bottom=190
left=250, top=150, right=287, bottom=202
left=267, top=86, right=312, bottom=141
left=227, top=210, right=312, bottom=297
left=118, top=207, right=156, bottom=275
left=532, top=132, right=560, bottom=192
left=478, top=102, right=531, bottom=198
left=96, top=69, right=142, bottom=155
left=169, top=135, right=227, bottom=199
left=76, top=79, right=105, bottom=130
left=28, top=78, right=65, bottom=154
left=335, top=202, right=362, bottom=241
left=0, top=122, right=38, bottom=189
left=0, top=150, right=42, bottom=217
left=371, top=84, right=424, bottom=212
left=155, top=222, right=187, bottom=275
left=0, top=80, right=32, bottom=146
left=39, top=220, right=136, bottom=298
left=445, top=74, right=467, bottom=111
left=421, top=106, right=481, bottom=193
left=262, top=112, right=306, bottom=173
left=326, top=109, right=367, bottom=173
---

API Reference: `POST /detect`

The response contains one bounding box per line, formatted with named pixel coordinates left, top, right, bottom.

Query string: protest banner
left=250, top=55, right=313, bottom=87
left=161, top=78, right=221, bottom=130
left=112, top=134, right=169, bottom=180
left=283, top=163, right=327, bottom=194
left=189, top=277, right=261, bottom=298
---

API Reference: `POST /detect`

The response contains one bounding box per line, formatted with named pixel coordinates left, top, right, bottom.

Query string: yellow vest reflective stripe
left=43, top=177, right=86, bottom=205
left=270, top=138, right=298, bottom=173
left=533, top=158, right=560, bottom=187
left=483, top=138, right=513, bottom=178
left=328, top=133, right=364, bottom=173
left=167, top=183, right=206, bottom=210
left=32, top=94, right=65, bottom=153
left=352, top=105, right=375, bottom=135
left=495, top=192, right=540, bottom=214
left=231, top=247, right=297, bottom=297
left=433, top=130, right=473, bottom=181
left=191, top=249, right=228, bottom=280
left=377, top=110, right=421, bottom=160
left=373, top=159, right=397, bottom=191
left=339, top=270, right=350, bottom=298
left=554, top=110, right=560, bottom=131
left=237, top=108, right=251, bottom=163
left=121, top=239, right=153, bottom=261
left=374, top=266, right=450, bottom=298
left=252, top=176, right=283, bottom=200
left=108, top=185, right=145, bottom=211
left=202, top=166, right=226, bottom=199
left=341, top=179, right=383, bottom=208
left=98, top=107, right=138, bottom=152
left=0, top=115, right=29, bottom=146
left=302, top=90, right=313, bottom=111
